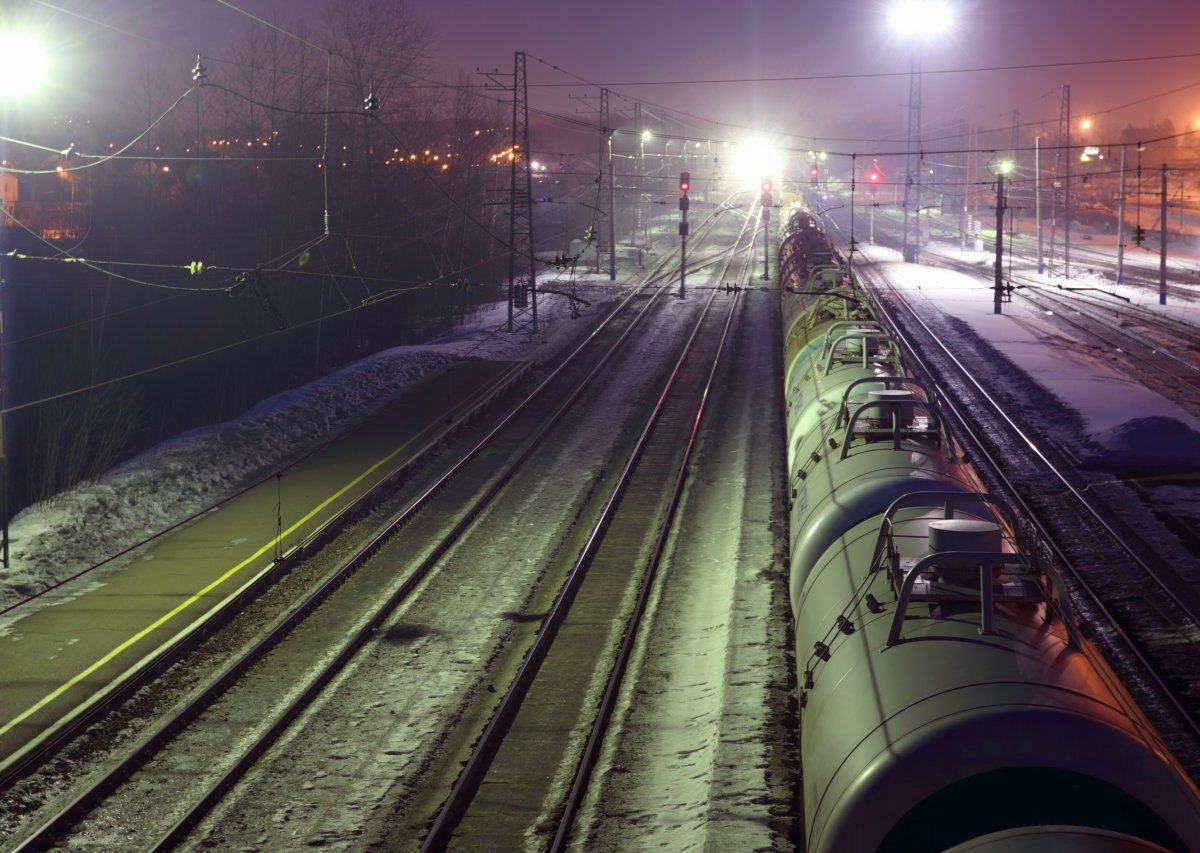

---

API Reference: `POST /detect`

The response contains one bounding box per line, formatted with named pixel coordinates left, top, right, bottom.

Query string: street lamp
left=890, top=0, right=954, bottom=263
left=0, top=31, right=48, bottom=98
left=0, top=28, right=49, bottom=569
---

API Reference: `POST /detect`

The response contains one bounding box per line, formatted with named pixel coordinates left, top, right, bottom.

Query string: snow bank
left=0, top=350, right=453, bottom=609
left=0, top=282, right=620, bottom=612
left=1080, top=416, right=1200, bottom=479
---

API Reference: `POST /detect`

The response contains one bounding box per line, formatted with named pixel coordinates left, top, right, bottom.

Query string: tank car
left=779, top=209, right=1200, bottom=852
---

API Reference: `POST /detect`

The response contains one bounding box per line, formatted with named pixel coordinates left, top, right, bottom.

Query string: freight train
left=779, top=208, right=1200, bottom=852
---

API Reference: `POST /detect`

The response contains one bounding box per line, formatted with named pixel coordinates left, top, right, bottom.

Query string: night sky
left=13, top=0, right=1200, bottom=157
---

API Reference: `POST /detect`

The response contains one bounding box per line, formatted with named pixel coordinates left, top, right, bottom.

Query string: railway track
left=859, top=262, right=1200, bottom=781
left=4, top=197, right=764, bottom=851
left=944, top=258, right=1200, bottom=415
left=420, top=200, right=763, bottom=851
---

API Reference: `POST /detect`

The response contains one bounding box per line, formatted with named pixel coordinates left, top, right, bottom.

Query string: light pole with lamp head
left=0, top=28, right=50, bottom=569
left=890, top=0, right=953, bottom=263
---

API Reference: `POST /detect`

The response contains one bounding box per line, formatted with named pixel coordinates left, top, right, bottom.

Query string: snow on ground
left=7, top=225, right=1196, bottom=615
left=858, top=242, right=1200, bottom=479
left=0, top=273, right=624, bottom=613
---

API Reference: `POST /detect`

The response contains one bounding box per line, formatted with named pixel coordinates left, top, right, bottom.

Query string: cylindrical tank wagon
left=779, top=209, right=1200, bottom=852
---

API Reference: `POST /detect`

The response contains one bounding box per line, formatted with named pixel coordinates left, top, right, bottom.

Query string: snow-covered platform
left=0, top=357, right=528, bottom=778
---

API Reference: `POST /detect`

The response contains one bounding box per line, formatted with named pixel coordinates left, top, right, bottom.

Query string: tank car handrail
left=781, top=258, right=840, bottom=293
left=805, top=264, right=843, bottom=290
left=820, top=333, right=902, bottom=376
left=835, top=375, right=932, bottom=426
left=820, top=321, right=885, bottom=360
left=867, top=491, right=1021, bottom=576
left=884, top=551, right=1081, bottom=648
left=837, top=398, right=953, bottom=460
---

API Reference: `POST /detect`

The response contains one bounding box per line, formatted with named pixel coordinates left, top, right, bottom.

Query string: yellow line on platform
left=0, top=436, right=416, bottom=741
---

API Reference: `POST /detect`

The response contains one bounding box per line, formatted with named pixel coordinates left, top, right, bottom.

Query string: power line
left=0, top=85, right=199, bottom=175
left=519, top=49, right=1200, bottom=89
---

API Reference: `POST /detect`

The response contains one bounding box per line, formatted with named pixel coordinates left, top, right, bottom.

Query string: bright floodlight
left=890, top=0, right=953, bottom=38
left=731, top=140, right=783, bottom=190
left=0, top=31, right=48, bottom=97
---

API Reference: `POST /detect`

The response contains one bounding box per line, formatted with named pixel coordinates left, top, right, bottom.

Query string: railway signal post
left=679, top=171, right=690, bottom=298
left=867, top=166, right=881, bottom=244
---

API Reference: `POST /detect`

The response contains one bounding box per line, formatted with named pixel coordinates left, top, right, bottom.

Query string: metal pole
left=1160, top=162, right=1168, bottom=305
left=1035, top=136, right=1044, bottom=273
left=680, top=194, right=688, bottom=299
left=849, top=160, right=856, bottom=274
left=1116, top=144, right=1126, bottom=285
left=608, top=133, right=616, bottom=280
left=960, top=127, right=968, bottom=252
left=762, top=205, right=770, bottom=281
left=1065, top=90, right=1072, bottom=280
left=994, top=172, right=1005, bottom=315
left=595, top=91, right=605, bottom=275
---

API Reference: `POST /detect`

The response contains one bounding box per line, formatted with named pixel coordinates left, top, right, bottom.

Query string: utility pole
left=1048, top=84, right=1070, bottom=277
left=958, top=117, right=968, bottom=252
left=601, top=88, right=616, bottom=281
left=679, top=171, right=689, bottom=297
left=594, top=90, right=606, bottom=275
left=634, top=102, right=644, bottom=247
left=994, top=171, right=1006, bottom=315
left=1009, top=109, right=1020, bottom=237
left=482, top=53, right=537, bottom=332
left=902, top=48, right=922, bottom=263
left=1063, top=85, right=1072, bottom=279
left=1035, top=136, right=1043, bottom=273
left=1160, top=162, right=1168, bottom=305
left=1116, top=144, right=1127, bottom=285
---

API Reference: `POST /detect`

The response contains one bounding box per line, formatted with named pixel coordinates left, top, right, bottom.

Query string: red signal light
left=867, top=170, right=880, bottom=182
left=761, top=177, right=773, bottom=193
left=680, top=171, right=690, bottom=193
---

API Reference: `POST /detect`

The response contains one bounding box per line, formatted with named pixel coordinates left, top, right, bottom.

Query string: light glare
left=0, top=32, right=48, bottom=97
left=890, top=0, right=953, bottom=38
left=731, top=141, right=782, bottom=190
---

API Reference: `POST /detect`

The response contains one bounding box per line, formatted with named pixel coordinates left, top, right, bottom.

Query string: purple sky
left=20, top=0, right=1200, bottom=154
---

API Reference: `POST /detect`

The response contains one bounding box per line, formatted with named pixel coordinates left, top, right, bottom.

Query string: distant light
left=641, top=130, right=652, bottom=141
left=1080, top=117, right=1094, bottom=131
left=995, top=160, right=1013, bottom=175
left=890, top=0, right=953, bottom=38
left=0, top=31, right=48, bottom=97
left=730, top=139, right=782, bottom=190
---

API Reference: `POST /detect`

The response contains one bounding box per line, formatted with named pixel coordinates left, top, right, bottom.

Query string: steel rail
left=549, top=201, right=762, bottom=853
left=421, top=199, right=763, bottom=852
left=11, top=196, right=745, bottom=852
left=858, top=263, right=1200, bottom=745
